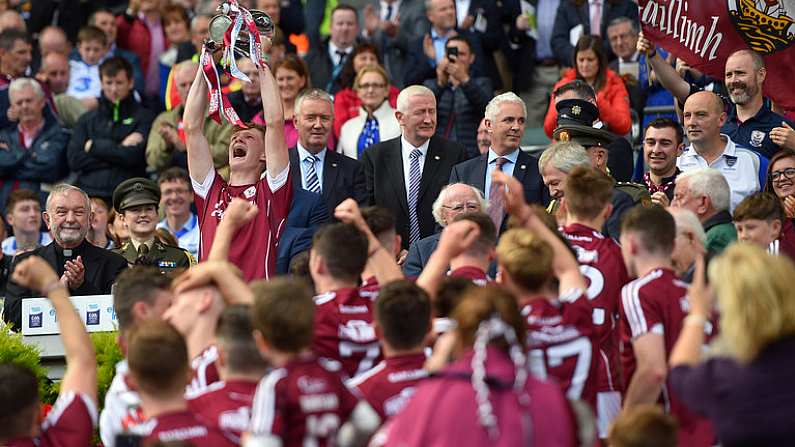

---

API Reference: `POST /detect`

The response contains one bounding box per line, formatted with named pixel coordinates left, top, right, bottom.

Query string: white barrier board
left=21, top=295, right=117, bottom=335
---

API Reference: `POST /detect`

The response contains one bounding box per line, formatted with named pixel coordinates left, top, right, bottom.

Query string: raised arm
left=183, top=61, right=215, bottom=184
left=335, top=199, right=403, bottom=284
left=416, top=221, right=480, bottom=299
left=258, top=62, right=289, bottom=177
left=637, top=33, right=690, bottom=104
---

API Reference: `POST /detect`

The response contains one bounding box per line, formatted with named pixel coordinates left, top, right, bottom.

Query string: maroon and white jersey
left=188, top=379, right=258, bottom=444
left=346, top=353, right=428, bottom=420
left=562, top=223, right=628, bottom=393
left=249, top=356, right=358, bottom=447
left=619, top=268, right=716, bottom=446
left=770, top=219, right=795, bottom=260
left=448, top=266, right=491, bottom=286
left=312, top=287, right=381, bottom=379
left=359, top=276, right=380, bottom=298
left=8, top=392, right=96, bottom=447
left=193, top=168, right=292, bottom=281
left=134, top=410, right=235, bottom=446
left=187, top=344, right=220, bottom=396
left=522, top=290, right=599, bottom=409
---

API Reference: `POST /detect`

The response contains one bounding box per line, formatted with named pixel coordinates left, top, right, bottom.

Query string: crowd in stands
left=2, top=0, right=795, bottom=446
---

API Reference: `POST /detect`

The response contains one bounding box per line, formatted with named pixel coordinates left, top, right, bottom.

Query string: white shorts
left=597, top=391, right=622, bottom=438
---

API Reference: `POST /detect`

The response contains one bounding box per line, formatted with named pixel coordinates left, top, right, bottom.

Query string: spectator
left=0, top=9, right=25, bottom=33
left=333, top=42, right=399, bottom=139
left=643, top=118, right=684, bottom=206
left=0, top=28, right=31, bottom=88
left=156, top=167, right=199, bottom=260
left=424, top=34, right=492, bottom=157
left=363, top=85, right=467, bottom=249
left=227, top=57, right=264, bottom=123
left=67, top=57, right=155, bottom=205
left=108, top=207, right=129, bottom=248
left=339, top=65, right=401, bottom=159
left=668, top=206, right=707, bottom=282
left=117, top=0, right=169, bottom=106
left=672, top=168, right=736, bottom=254
left=146, top=60, right=231, bottom=177
left=87, top=9, right=146, bottom=95
left=450, top=92, right=546, bottom=233
left=608, top=405, right=679, bottom=447
left=362, top=0, right=427, bottom=88
left=618, top=205, right=716, bottom=446
left=677, top=91, right=767, bottom=211
left=304, top=4, right=360, bottom=94
left=544, top=34, right=631, bottom=138
left=2, top=184, right=128, bottom=330
left=2, top=189, right=51, bottom=256
left=67, top=25, right=107, bottom=106
left=764, top=148, right=795, bottom=220
left=158, top=4, right=190, bottom=102
left=175, top=14, right=211, bottom=63
left=256, top=0, right=306, bottom=45
left=669, top=244, right=795, bottom=445
left=551, top=0, right=639, bottom=66
left=87, top=197, right=112, bottom=249
left=475, top=117, right=490, bottom=155
left=255, top=0, right=299, bottom=55
left=733, top=192, right=795, bottom=259
left=37, top=25, right=70, bottom=58
left=287, top=88, right=367, bottom=213
left=0, top=257, right=97, bottom=447
left=252, top=56, right=310, bottom=149
left=38, top=52, right=87, bottom=127
left=0, top=77, right=69, bottom=210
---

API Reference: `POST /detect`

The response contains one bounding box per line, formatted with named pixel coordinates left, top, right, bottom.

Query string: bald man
left=39, top=52, right=88, bottom=127
left=145, top=60, right=233, bottom=177
left=0, top=10, right=25, bottom=33
left=38, top=26, right=70, bottom=56
left=677, top=91, right=768, bottom=211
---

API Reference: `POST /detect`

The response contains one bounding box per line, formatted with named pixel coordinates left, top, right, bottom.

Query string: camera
left=445, top=46, right=458, bottom=62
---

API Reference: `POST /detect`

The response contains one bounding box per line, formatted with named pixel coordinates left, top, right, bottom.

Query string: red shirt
left=619, top=268, right=716, bottom=446
left=359, top=276, right=380, bottom=298
left=448, top=266, right=491, bottom=286
left=770, top=219, right=795, bottom=260
left=312, top=287, right=381, bottom=379
left=8, top=392, right=95, bottom=447
left=188, top=345, right=220, bottom=396
left=136, top=409, right=235, bottom=446
left=347, top=353, right=428, bottom=420
left=562, top=223, right=629, bottom=393
left=194, top=169, right=292, bottom=281
left=249, top=356, right=358, bottom=446
left=188, top=379, right=258, bottom=444
left=522, top=290, right=599, bottom=409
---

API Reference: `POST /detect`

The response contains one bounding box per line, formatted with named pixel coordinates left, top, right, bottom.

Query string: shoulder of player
left=346, top=360, right=387, bottom=389
left=621, top=269, right=670, bottom=301
left=187, top=380, right=226, bottom=401
left=314, top=291, right=337, bottom=306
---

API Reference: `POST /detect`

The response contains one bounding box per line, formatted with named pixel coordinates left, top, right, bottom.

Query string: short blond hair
left=396, top=85, right=434, bottom=114
left=496, top=228, right=553, bottom=293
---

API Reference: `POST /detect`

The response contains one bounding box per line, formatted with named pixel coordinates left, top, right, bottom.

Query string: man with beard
left=642, top=118, right=685, bottom=207
left=2, top=184, right=128, bottom=330
left=639, top=39, right=794, bottom=159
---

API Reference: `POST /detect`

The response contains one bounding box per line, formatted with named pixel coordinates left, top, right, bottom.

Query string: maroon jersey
left=193, top=169, right=292, bottom=281
left=346, top=353, right=428, bottom=420
left=249, top=356, right=359, bottom=446
left=312, top=287, right=381, bottom=379
left=8, top=392, right=96, bottom=447
left=359, top=276, right=380, bottom=298
left=522, top=290, right=599, bottom=409
left=187, top=344, right=220, bottom=395
left=619, top=268, right=716, bottom=446
left=136, top=409, right=235, bottom=446
left=770, top=219, right=795, bottom=260
left=562, top=223, right=628, bottom=393
left=448, top=266, right=491, bottom=286
left=188, top=379, right=258, bottom=444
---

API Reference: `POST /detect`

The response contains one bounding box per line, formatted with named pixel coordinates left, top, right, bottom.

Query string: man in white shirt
left=156, top=167, right=199, bottom=260
left=1, top=188, right=51, bottom=256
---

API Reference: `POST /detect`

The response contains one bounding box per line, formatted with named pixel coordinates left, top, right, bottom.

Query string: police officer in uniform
left=112, top=178, right=194, bottom=273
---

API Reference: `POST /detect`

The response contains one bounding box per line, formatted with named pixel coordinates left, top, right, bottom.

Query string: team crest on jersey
left=750, top=130, right=766, bottom=147
left=728, top=0, right=795, bottom=55
left=244, top=186, right=256, bottom=198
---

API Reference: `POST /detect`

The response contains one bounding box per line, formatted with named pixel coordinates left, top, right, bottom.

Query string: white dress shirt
left=401, top=136, right=430, bottom=201
left=328, top=41, right=351, bottom=66
left=297, top=142, right=327, bottom=191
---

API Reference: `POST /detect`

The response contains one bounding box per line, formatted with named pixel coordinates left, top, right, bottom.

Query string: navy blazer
left=278, top=187, right=330, bottom=274
left=289, top=147, right=368, bottom=215
left=403, top=233, right=441, bottom=278
left=551, top=0, right=639, bottom=66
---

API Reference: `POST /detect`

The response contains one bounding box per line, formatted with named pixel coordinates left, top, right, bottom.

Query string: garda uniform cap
left=113, top=178, right=161, bottom=212
left=555, top=98, right=600, bottom=127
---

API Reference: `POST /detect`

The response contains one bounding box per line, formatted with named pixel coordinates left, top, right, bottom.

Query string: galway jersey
left=188, top=344, right=221, bottom=396
left=8, top=392, right=96, bottom=447
left=347, top=353, right=428, bottom=420
left=448, top=266, right=491, bottom=286
left=131, top=410, right=234, bottom=446
left=188, top=379, right=258, bottom=444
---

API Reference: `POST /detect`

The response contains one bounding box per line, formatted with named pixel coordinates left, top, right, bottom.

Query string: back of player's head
left=312, top=223, right=369, bottom=282
left=216, top=304, right=268, bottom=375
left=563, top=166, right=614, bottom=219
left=361, top=206, right=397, bottom=252
left=453, top=285, right=525, bottom=351
left=113, top=267, right=173, bottom=334
left=451, top=212, right=497, bottom=257
left=0, top=363, right=38, bottom=441
left=251, top=278, right=314, bottom=353
left=127, top=320, right=189, bottom=396
left=733, top=192, right=784, bottom=223
left=621, top=205, right=676, bottom=256
left=435, top=277, right=476, bottom=318
left=608, top=404, right=678, bottom=447
left=496, top=228, right=554, bottom=292
left=375, top=281, right=431, bottom=351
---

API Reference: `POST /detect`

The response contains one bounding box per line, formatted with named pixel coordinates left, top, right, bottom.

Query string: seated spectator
left=668, top=206, right=707, bottom=282
left=2, top=189, right=51, bottom=256
left=67, top=57, right=155, bottom=204
left=0, top=28, right=30, bottom=88
left=38, top=52, right=88, bottom=127
left=147, top=60, right=231, bottom=178
left=608, top=405, right=679, bottom=447
left=67, top=25, right=107, bottom=106
left=0, top=77, right=69, bottom=209
left=108, top=207, right=129, bottom=248
left=672, top=168, right=737, bottom=254
left=156, top=167, right=199, bottom=260
left=333, top=43, right=400, bottom=140
left=643, top=118, right=684, bottom=206
left=252, top=56, right=310, bottom=149
left=87, top=8, right=145, bottom=94
left=116, top=0, right=168, bottom=106
left=227, top=57, right=265, bottom=123
left=733, top=192, right=795, bottom=259
left=87, top=197, right=112, bottom=249
left=424, top=34, right=492, bottom=157
left=303, top=4, right=360, bottom=94
left=544, top=35, right=631, bottom=138
left=764, top=148, right=795, bottom=220
left=158, top=4, right=190, bottom=103
left=0, top=257, right=97, bottom=447
left=339, top=65, right=401, bottom=159
left=678, top=91, right=767, bottom=211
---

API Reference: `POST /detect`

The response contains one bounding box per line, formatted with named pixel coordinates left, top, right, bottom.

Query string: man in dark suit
left=3, top=184, right=128, bottom=330
left=362, top=0, right=428, bottom=88
left=277, top=188, right=330, bottom=274
left=363, top=85, right=468, bottom=250
left=288, top=88, right=368, bottom=213
left=450, top=92, right=547, bottom=234
left=551, top=0, right=639, bottom=66
left=303, top=4, right=360, bottom=94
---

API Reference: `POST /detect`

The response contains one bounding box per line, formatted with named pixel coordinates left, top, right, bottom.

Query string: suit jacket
left=606, top=188, right=635, bottom=239
left=364, top=0, right=428, bottom=88
left=3, top=240, right=128, bottom=330
left=363, top=135, right=467, bottom=249
left=277, top=187, right=330, bottom=274
left=304, top=37, right=359, bottom=94
left=551, top=0, right=639, bottom=66
left=289, top=147, right=368, bottom=214
left=403, top=233, right=441, bottom=278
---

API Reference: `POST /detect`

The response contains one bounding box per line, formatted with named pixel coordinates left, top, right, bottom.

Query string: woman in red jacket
left=544, top=34, right=631, bottom=138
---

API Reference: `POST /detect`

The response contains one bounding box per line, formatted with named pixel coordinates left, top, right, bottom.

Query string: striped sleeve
left=621, top=280, right=650, bottom=338
left=250, top=369, right=288, bottom=436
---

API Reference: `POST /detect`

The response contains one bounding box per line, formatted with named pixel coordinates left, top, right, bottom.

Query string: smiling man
left=156, top=167, right=199, bottom=260
left=1, top=189, right=52, bottom=256
left=642, top=118, right=684, bottom=207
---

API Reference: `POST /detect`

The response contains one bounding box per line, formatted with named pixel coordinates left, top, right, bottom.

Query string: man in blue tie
left=303, top=4, right=360, bottom=94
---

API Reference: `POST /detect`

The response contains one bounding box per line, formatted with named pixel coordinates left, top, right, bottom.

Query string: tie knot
left=305, top=154, right=318, bottom=164
left=137, top=243, right=149, bottom=257
left=494, top=157, right=507, bottom=169
left=409, top=149, right=422, bottom=160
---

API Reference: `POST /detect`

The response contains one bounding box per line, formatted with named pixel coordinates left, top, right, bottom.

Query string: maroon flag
left=639, top=0, right=795, bottom=110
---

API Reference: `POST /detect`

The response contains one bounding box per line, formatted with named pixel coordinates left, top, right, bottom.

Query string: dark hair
left=113, top=267, right=173, bottom=333
left=127, top=320, right=189, bottom=395
left=216, top=304, right=268, bottom=374
left=88, top=8, right=114, bottom=26
left=376, top=281, right=431, bottom=350
left=312, top=223, right=369, bottom=283
left=158, top=167, right=192, bottom=189
left=733, top=192, right=784, bottom=223
left=162, top=4, right=190, bottom=28
left=5, top=188, right=39, bottom=216
left=553, top=79, right=596, bottom=102
left=573, top=34, right=608, bottom=91
left=451, top=212, right=497, bottom=257
left=765, top=148, right=795, bottom=196
left=447, top=34, right=473, bottom=53
left=154, top=228, right=179, bottom=246
left=77, top=25, right=107, bottom=46
left=331, top=3, right=358, bottom=20
left=0, top=363, right=39, bottom=440
left=338, top=42, right=382, bottom=89
left=453, top=285, right=526, bottom=351
left=563, top=166, right=614, bottom=220
left=620, top=205, right=676, bottom=256
left=99, top=56, right=133, bottom=80
left=273, top=55, right=310, bottom=90
left=607, top=16, right=639, bottom=34
left=251, top=278, right=315, bottom=353
left=435, top=277, right=476, bottom=318
left=0, top=28, right=30, bottom=50
left=288, top=250, right=315, bottom=290
left=644, top=117, right=684, bottom=146
left=361, top=206, right=396, bottom=249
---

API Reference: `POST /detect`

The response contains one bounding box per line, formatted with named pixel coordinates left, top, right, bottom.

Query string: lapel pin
left=520, top=165, right=526, bottom=170
left=434, top=155, right=440, bottom=160
left=331, top=162, right=338, bottom=168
